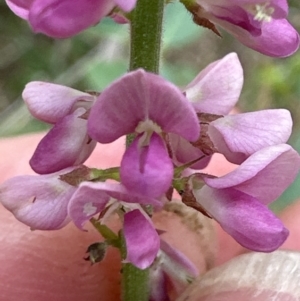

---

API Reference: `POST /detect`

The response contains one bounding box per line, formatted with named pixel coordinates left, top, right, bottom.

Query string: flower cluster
left=1, top=54, right=299, bottom=281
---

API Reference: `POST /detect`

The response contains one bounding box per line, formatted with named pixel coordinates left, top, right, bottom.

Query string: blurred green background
left=0, top=1, right=300, bottom=211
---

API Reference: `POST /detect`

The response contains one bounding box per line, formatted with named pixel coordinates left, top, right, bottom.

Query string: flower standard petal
left=29, top=0, right=114, bottom=38
left=208, top=109, right=292, bottom=164
left=23, top=81, right=95, bottom=124
left=120, top=133, right=173, bottom=198
left=0, top=171, right=76, bottom=230
left=30, top=108, right=96, bottom=174
left=194, top=186, right=289, bottom=252
left=204, top=144, right=300, bottom=205
left=88, top=69, right=200, bottom=143
left=184, top=53, right=243, bottom=115
left=124, top=209, right=160, bottom=269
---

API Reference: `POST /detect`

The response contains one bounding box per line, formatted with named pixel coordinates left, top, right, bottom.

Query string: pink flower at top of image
left=5, top=0, right=137, bottom=38
left=185, top=0, right=299, bottom=57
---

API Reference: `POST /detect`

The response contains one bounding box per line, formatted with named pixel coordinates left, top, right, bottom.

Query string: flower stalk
left=122, top=0, right=165, bottom=299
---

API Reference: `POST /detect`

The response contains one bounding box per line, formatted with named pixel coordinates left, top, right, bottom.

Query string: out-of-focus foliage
left=0, top=1, right=300, bottom=210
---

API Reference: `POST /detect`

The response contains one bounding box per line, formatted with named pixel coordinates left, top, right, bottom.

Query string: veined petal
left=0, top=171, right=76, bottom=230
left=5, top=0, right=32, bottom=19
left=30, top=108, right=96, bottom=174
left=23, top=81, right=95, bottom=124
left=194, top=186, right=288, bottom=251
left=209, top=109, right=292, bottom=164
left=124, top=209, right=160, bottom=269
left=114, top=0, right=136, bottom=12
left=88, top=69, right=200, bottom=143
left=120, top=134, right=173, bottom=198
left=204, top=144, right=300, bottom=204
left=29, top=0, right=114, bottom=38
left=185, top=53, right=243, bottom=115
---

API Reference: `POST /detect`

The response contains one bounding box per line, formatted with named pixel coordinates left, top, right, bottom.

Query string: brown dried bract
left=181, top=189, right=212, bottom=219
left=59, top=165, right=91, bottom=186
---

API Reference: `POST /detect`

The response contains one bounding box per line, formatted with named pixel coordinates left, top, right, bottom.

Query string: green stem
left=129, top=0, right=164, bottom=73
left=122, top=0, right=165, bottom=299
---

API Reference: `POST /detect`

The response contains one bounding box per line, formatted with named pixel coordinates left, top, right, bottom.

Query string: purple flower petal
left=29, top=0, right=114, bottom=38
left=120, top=133, right=173, bottom=198
left=30, top=108, right=96, bottom=174
left=124, top=209, right=160, bottom=269
left=0, top=171, right=76, bottom=230
left=204, top=144, right=300, bottom=204
left=184, top=53, right=243, bottom=115
left=5, top=0, right=32, bottom=19
left=209, top=109, right=292, bottom=164
left=23, top=81, right=95, bottom=124
left=237, top=18, right=300, bottom=57
left=215, top=16, right=299, bottom=57
left=88, top=69, right=199, bottom=143
left=194, top=185, right=289, bottom=252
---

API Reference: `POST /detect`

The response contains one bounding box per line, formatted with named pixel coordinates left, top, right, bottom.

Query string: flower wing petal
left=0, top=173, right=76, bottom=230
left=209, top=109, right=292, bottom=164
left=124, top=209, right=160, bottom=269
left=204, top=144, right=300, bottom=204
left=195, top=186, right=288, bottom=252
left=30, top=109, right=95, bottom=174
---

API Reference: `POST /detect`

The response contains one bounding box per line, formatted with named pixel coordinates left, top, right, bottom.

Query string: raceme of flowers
left=5, top=0, right=299, bottom=57
left=0, top=54, right=299, bottom=272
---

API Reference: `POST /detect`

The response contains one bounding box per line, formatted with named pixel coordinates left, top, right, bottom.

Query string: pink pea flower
left=171, top=53, right=293, bottom=167
left=187, top=0, right=299, bottom=57
left=68, top=180, right=200, bottom=272
left=23, top=82, right=97, bottom=174
left=0, top=168, right=77, bottom=230
left=88, top=69, right=200, bottom=198
left=68, top=181, right=162, bottom=269
left=5, top=0, right=136, bottom=38
left=192, top=144, right=300, bottom=251
left=170, top=52, right=243, bottom=169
